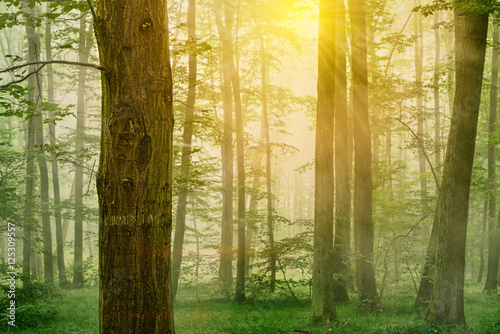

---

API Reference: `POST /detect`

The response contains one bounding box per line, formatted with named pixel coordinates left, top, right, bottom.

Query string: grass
left=2, top=283, right=499, bottom=333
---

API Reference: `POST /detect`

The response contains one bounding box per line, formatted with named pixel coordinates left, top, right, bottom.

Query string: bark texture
left=95, top=0, right=175, bottom=332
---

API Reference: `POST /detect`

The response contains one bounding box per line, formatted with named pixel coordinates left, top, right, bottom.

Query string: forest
left=0, top=0, right=500, bottom=333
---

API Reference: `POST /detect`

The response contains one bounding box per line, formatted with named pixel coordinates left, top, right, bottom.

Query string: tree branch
left=397, top=105, right=441, bottom=192
left=0, top=60, right=104, bottom=88
left=0, top=60, right=104, bottom=74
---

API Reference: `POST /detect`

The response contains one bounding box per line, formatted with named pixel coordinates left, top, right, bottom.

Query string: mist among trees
left=1, top=0, right=500, bottom=333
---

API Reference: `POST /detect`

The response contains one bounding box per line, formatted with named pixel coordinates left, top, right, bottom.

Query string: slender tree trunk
left=434, top=11, right=442, bottom=168
left=95, top=0, right=175, bottom=331
left=34, top=78, right=54, bottom=285
left=415, top=0, right=427, bottom=207
left=311, top=0, right=337, bottom=323
left=260, top=33, right=276, bottom=293
left=424, top=9, right=488, bottom=325
left=349, top=0, right=378, bottom=309
left=172, top=0, right=197, bottom=302
left=233, top=21, right=246, bottom=302
left=333, top=0, right=350, bottom=303
left=477, top=200, right=487, bottom=283
left=22, top=12, right=36, bottom=284
left=74, top=15, right=93, bottom=287
left=484, top=21, right=499, bottom=293
left=46, top=10, right=68, bottom=286
left=215, top=0, right=234, bottom=299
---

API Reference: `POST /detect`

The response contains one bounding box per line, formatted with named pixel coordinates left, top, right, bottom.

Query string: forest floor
left=2, top=283, right=499, bottom=333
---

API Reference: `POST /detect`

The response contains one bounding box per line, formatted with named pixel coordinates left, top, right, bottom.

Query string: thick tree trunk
left=349, top=0, right=378, bottom=309
left=172, top=0, right=197, bottom=302
left=311, top=0, right=337, bottom=324
left=46, top=11, right=68, bottom=286
left=333, top=0, right=350, bottom=303
left=484, top=22, right=499, bottom=293
left=95, top=0, right=175, bottom=332
left=214, top=1, right=234, bottom=299
left=424, top=9, right=488, bottom=325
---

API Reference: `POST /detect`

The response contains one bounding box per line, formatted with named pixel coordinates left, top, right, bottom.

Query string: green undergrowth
left=2, top=283, right=499, bottom=333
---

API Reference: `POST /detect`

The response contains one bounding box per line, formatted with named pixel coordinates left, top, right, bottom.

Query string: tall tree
left=233, top=11, right=246, bottom=302
left=349, top=0, right=378, bottom=309
left=434, top=11, right=442, bottom=168
left=311, top=0, right=337, bottom=324
left=74, top=14, right=93, bottom=288
left=46, top=7, right=68, bottom=286
left=425, top=6, right=489, bottom=325
left=172, top=0, right=197, bottom=301
left=483, top=20, right=499, bottom=293
left=214, top=0, right=234, bottom=299
left=414, top=0, right=427, bottom=206
left=333, top=0, right=350, bottom=303
left=22, top=5, right=37, bottom=285
left=94, top=0, right=175, bottom=331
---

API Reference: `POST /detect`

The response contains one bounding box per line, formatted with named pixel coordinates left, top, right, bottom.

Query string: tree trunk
left=46, top=9, right=68, bottom=286
left=233, top=15, right=246, bottom=302
left=349, top=0, right=378, bottom=309
left=424, top=9, right=488, bottom=325
left=214, top=0, right=234, bottom=299
left=172, top=0, right=197, bottom=302
left=477, top=200, right=487, bottom=283
left=483, top=21, right=499, bottom=293
left=95, top=0, right=175, bottom=331
left=434, top=11, right=442, bottom=168
left=311, top=0, right=337, bottom=324
left=333, top=0, right=350, bottom=303
left=22, top=10, right=37, bottom=284
left=414, top=0, right=427, bottom=207
left=74, top=15, right=93, bottom=288
left=261, top=35, right=276, bottom=294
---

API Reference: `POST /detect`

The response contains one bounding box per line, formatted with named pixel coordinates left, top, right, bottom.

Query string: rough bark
left=172, top=0, right=197, bottom=302
left=95, top=0, right=175, bottom=332
left=424, top=9, right=488, bottom=325
left=349, top=0, right=378, bottom=309
left=310, top=0, right=337, bottom=324
left=333, top=0, right=350, bottom=303
left=483, top=21, right=499, bottom=293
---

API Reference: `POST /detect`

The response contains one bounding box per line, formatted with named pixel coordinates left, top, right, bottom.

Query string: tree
left=349, top=0, right=378, bottom=309
left=425, top=6, right=489, bottom=325
left=45, top=6, right=68, bottom=286
left=214, top=0, right=234, bottom=299
left=74, top=14, right=93, bottom=288
left=172, top=0, right=198, bottom=302
left=310, top=0, right=337, bottom=324
left=483, top=20, right=499, bottom=293
left=333, top=0, right=350, bottom=303
left=94, top=0, right=175, bottom=331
